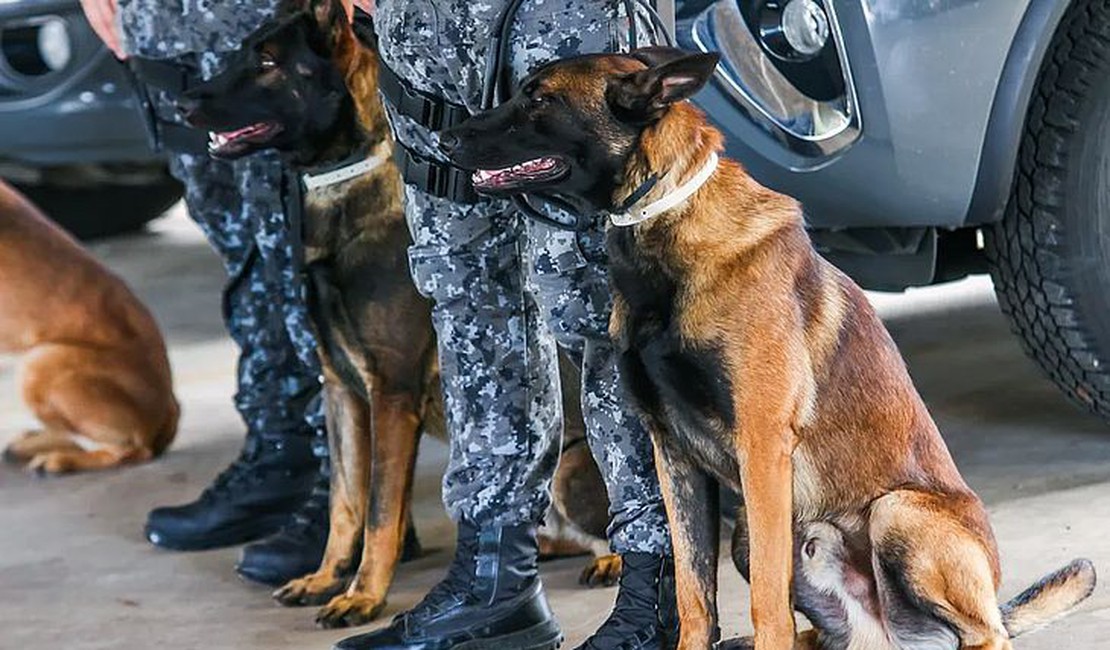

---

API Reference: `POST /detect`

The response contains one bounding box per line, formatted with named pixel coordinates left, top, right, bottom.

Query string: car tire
left=986, top=0, right=1110, bottom=422
left=15, top=177, right=183, bottom=241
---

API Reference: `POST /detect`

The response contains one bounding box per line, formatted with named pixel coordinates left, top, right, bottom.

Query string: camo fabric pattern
left=118, top=0, right=280, bottom=79
left=167, top=140, right=326, bottom=442
left=378, top=0, right=670, bottom=553
left=121, top=0, right=326, bottom=444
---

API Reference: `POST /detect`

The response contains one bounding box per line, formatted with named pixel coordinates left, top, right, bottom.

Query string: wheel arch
left=966, top=0, right=1077, bottom=226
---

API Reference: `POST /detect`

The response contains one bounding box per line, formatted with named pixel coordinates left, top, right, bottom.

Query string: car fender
left=966, top=0, right=1075, bottom=225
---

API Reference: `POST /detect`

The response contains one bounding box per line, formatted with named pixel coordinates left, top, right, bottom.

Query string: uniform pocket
left=406, top=244, right=457, bottom=302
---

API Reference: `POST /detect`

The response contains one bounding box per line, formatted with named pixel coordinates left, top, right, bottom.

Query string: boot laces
left=282, top=480, right=329, bottom=541
left=202, top=450, right=268, bottom=499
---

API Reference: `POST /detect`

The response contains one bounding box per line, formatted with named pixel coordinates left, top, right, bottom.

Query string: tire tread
left=985, top=0, right=1110, bottom=420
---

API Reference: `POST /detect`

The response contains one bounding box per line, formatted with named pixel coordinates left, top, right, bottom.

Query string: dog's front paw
left=26, top=451, right=74, bottom=475
left=273, top=573, right=346, bottom=607
left=579, top=553, right=623, bottom=588
left=315, top=592, right=387, bottom=629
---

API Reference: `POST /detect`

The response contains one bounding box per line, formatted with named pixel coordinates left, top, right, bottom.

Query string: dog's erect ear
left=628, top=46, right=692, bottom=69
left=308, top=0, right=347, bottom=47
left=275, top=0, right=345, bottom=51
left=309, top=0, right=345, bottom=28
left=607, top=50, right=720, bottom=120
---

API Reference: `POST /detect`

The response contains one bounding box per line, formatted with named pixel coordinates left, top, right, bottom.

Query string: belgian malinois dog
left=0, top=180, right=178, bottom=474
left=181, top=0, right=621, bottom=628
left=440, top=48, right=1097, bottom=650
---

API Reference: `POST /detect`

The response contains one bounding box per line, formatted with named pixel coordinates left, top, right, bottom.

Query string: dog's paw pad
left=315, top=594, right=387, bottom=629
left=579, top=554, right=622, bottom=588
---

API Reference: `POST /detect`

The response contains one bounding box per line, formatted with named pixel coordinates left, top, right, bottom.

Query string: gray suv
left=681, top=0, right=1110, bottom=423
left=0, top=0, right=179, bottom=238
left=2, top=0, right=1107, bottom=424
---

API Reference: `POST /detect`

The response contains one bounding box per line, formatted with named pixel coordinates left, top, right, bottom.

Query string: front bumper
left=0, top=0, right=158, bottom=167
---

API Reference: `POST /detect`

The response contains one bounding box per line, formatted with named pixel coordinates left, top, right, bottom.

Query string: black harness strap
left=377, top=62, right=480, bottom=204
left=125, top=57, right=209, bottom=154
left=378, top=63, right=471, bottom=133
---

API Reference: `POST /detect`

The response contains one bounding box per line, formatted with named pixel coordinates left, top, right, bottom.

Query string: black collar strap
left=616, top=174, right=659, bottom=213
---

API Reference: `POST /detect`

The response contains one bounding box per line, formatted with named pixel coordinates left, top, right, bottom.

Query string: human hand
left=79, top=0, right=125, bottom=59
left=341, top=0, right=375, bottom=19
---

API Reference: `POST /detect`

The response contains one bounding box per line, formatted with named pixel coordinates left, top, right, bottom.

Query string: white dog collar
left=609, top=152, right=719, bottom=227
left=302, top=151, right=390, bottom=191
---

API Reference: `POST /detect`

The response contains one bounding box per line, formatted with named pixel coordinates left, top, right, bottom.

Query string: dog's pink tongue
left=217, top=124, right=261, bottom=140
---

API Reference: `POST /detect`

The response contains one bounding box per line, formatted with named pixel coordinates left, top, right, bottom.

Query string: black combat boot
left=144, top=430, right=317, bottom=551
left=333, top=520, right=562, bottom=650
left=575, top=553, right=678, bottom=650
left=236, top=426, right=331, bottom=585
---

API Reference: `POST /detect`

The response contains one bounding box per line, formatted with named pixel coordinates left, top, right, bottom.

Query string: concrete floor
left=2, top=207, right=1109, bottom=650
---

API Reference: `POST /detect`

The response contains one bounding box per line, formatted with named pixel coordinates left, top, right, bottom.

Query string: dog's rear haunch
left=0, top=180, right=178, bottom=474
left=442, top=48, right=1097, bottom=650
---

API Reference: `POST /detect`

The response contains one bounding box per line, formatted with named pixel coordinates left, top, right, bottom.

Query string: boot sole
left=144, top=514, right=290, bottom=551
left=455, top=620, right=563, bottom=650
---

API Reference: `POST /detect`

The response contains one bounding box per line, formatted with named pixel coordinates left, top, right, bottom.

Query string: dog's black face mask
left=440, top=48, right=719, bottom=212
left=178, top=11, right=348, bottom=160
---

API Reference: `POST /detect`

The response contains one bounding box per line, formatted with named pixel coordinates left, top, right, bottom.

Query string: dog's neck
left=616, top=103, right=801, bottom=256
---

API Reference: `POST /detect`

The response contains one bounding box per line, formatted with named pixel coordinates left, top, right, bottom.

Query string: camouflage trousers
left=377, top=0, right=670, bottom=554
left=118, top=0, right=327, bottom=447
left=167, top=148, right=326, bottom=442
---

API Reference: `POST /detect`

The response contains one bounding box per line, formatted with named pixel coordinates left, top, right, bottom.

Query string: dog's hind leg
left=870, top=490, right=1010, bottom=650
left=3, top=429, right=82, bottom=464
left=275, top=380, right=369, bottom=608
left=15, top=346, right=157, bottom=473
left=316, top=387, right=422, bottom=629
left=653, top=436, right=721, bottom=650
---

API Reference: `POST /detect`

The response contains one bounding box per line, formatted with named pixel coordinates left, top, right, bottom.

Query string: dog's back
left=0, top=180, right=178, bottom=472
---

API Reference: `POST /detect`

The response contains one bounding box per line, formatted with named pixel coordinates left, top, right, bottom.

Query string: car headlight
left=37, top=18, right=72, bottom=72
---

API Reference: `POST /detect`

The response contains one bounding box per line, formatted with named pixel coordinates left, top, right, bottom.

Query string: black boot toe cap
left=237, top=532, right=327, bottom=586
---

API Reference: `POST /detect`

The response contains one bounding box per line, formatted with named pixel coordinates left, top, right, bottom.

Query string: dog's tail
left=1000, top=558, right=1097, bottom=637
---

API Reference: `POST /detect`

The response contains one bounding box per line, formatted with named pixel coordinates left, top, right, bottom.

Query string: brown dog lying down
left=0, top=180, right=178, bottom=474
left=178, top=0, right=619, bottom=628
left=441, top=48, right=1097, bottom=650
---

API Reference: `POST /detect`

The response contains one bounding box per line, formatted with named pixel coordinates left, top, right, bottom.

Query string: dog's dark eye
left=259, top=51, right=278, bottom=71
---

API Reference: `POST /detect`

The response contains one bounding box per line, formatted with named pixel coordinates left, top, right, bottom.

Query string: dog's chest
left=607, top=228, right=739, bottom=481
left=300, top=192, right=389, bottom=396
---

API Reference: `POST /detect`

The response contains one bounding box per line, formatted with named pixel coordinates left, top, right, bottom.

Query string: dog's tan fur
left=612, top=74, right=1094, bottom=650
left=0, top=180, right=178, bottom=474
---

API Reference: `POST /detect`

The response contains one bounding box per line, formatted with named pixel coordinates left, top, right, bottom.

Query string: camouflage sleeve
left=118, top=0, right=280, bottom=78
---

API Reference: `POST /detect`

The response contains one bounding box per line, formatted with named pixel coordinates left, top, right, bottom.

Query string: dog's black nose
left=437, top=131, right=460, bottom=157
